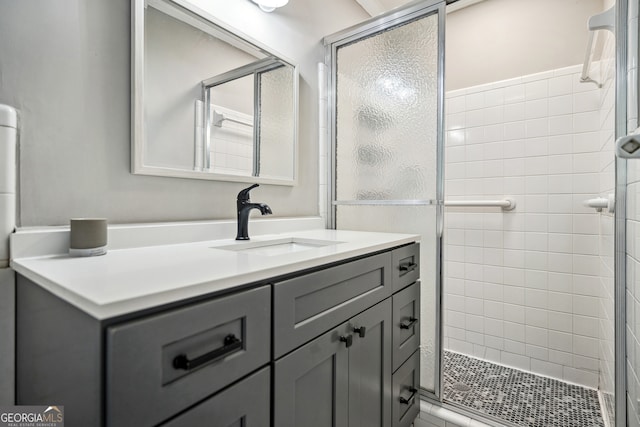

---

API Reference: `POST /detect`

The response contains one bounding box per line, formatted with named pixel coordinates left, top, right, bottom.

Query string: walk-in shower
left=325, top=0, right=628, bottom=426
left=440, top=2, right=618, bottom=425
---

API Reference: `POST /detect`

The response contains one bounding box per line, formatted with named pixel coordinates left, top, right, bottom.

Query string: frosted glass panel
left=337, top=206, right=438, bottom=391
left=335, top=14, right=438, bottom=201
left=258, top=65, right=295, bottom=180
left=333, top=8, right=441, bottom=395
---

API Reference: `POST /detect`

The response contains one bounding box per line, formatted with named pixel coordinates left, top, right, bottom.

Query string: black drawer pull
left=399, top=262, right=417, bottom=273
left=400, top=317, right=419, bottom=329
left=340, top=335, right=353, bottom=348
left=399, top=387, right=418, bottom=405
left=353, top=326, right=366, bottom=338
left=173, top=334, right=242, bottom=371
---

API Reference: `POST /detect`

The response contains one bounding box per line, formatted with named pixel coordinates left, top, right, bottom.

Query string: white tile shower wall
left=209, top=106, right=254, bottom=176
left=443, top=63, right=614, bottom=389
left=627, top=1, right=640, bottom=426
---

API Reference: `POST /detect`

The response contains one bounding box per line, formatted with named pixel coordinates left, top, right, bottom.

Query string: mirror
left=132, top=0, right=298, bottom=185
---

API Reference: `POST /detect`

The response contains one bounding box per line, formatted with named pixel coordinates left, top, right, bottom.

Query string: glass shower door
left=325, top=0, right=445, bottom=397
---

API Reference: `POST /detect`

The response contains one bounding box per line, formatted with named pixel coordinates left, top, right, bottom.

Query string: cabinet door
left=160, top=367, right=270, bottom=427
left=348, top=299, right=392, bottom=427
left=274, top=321, right=350, bottom=427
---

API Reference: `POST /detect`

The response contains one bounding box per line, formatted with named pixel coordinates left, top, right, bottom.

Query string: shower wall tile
left=443, top=59, right=614, bottom=390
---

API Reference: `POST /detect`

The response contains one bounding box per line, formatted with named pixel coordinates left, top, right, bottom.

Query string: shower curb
left=419, top=399, right=494, bottom=427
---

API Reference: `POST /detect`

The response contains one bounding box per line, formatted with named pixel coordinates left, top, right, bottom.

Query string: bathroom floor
left=442, top=351, right=605, bottom=427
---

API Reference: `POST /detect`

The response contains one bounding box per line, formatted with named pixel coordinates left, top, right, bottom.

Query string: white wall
left=445, top=0, right=605, bottom=91
left=144, top=6, right=258, bottom=170
left=443, top=63, right=613, bottom=388
left=0, top=0, right=368, bottom=226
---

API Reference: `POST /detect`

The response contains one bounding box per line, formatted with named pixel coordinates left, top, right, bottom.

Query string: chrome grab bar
left=444, top=198, right=515, bottom=211
left=331, top=199, right=515, bottom=210
left=212, top=110, right=253, bottom=128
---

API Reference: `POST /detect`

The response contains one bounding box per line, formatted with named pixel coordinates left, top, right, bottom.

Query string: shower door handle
left=616, top=128, right=640, bottom=158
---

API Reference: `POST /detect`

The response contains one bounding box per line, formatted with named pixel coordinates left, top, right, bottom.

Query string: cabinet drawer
left=392, top=281, right=420, bottom=371
left=392, top=244, right=419, bottom=293
left=106, top=286, right=270, bottom=427
left=160, top=367, right=270, bottom=427
left=273, top=252, right=392, bottom=358
left=392, top=351, right=420, bottom=427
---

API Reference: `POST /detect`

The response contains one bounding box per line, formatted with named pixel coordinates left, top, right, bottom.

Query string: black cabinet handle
left=399, top=262, right=417, bottom=273
left=399, top=387, right=418, bottom=405
left=340, top=335, right=353, bottom=348
left=400, top=317, right=419, bottom=329
left=173, top=334, right=242, bottom=371
left=353, top=326, right=366, bottom=338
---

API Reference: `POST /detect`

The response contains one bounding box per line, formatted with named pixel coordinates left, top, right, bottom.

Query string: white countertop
left=11, top=225, right=418, bottom=320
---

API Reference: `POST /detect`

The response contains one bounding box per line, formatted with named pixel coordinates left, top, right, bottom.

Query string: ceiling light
left=251, top=0, right=289, bottom=12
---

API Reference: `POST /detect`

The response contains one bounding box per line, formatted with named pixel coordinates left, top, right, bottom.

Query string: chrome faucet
left=236, top=184, right=272, bottom=240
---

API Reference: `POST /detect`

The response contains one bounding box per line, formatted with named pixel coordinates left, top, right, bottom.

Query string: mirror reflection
left=133, top=0, right=298, bottom=185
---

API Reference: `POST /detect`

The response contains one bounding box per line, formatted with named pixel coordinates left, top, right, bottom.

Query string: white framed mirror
left=132, top=0, right=298, bottom=185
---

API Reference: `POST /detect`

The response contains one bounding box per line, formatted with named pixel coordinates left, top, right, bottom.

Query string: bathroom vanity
left=11, top=223, right=421, bottom=427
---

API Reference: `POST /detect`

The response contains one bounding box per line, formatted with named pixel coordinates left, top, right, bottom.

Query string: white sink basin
left=213, top=237, right=342, bottom=256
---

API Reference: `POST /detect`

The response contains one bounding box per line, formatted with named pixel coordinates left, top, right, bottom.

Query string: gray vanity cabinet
left=273, top=243, right=420, bottom=427
left=274, top=299, right=392, bottom=427
left=16, top=241, right=420, bottom=427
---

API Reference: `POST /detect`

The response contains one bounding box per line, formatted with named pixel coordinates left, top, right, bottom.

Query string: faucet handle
left=237, top=184, right=259, bottom=202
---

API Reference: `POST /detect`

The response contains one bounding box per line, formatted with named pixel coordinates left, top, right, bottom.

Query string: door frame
left=614, top=1, right=629, bottom=426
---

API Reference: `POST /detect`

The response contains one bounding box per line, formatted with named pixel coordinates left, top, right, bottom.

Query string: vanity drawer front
left=160, top=366, right=270, bottom=427
left=392, top=350, right=420, bottom=427
left=273, top=252, right=393, bottom=358
left=392, top=243, right=420, bottom=293
left=392, top=281, right=421, bottom=371
left=106, top=286, right=270, bottom=427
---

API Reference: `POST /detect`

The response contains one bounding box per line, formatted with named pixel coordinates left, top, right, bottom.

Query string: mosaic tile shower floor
left=443, top=351, right=605, bottom=427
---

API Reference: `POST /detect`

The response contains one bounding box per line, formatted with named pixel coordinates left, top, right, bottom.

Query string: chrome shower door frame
left=615, top=1, right=629, bottom=427
left=323, top=0, right=446, bottom=401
